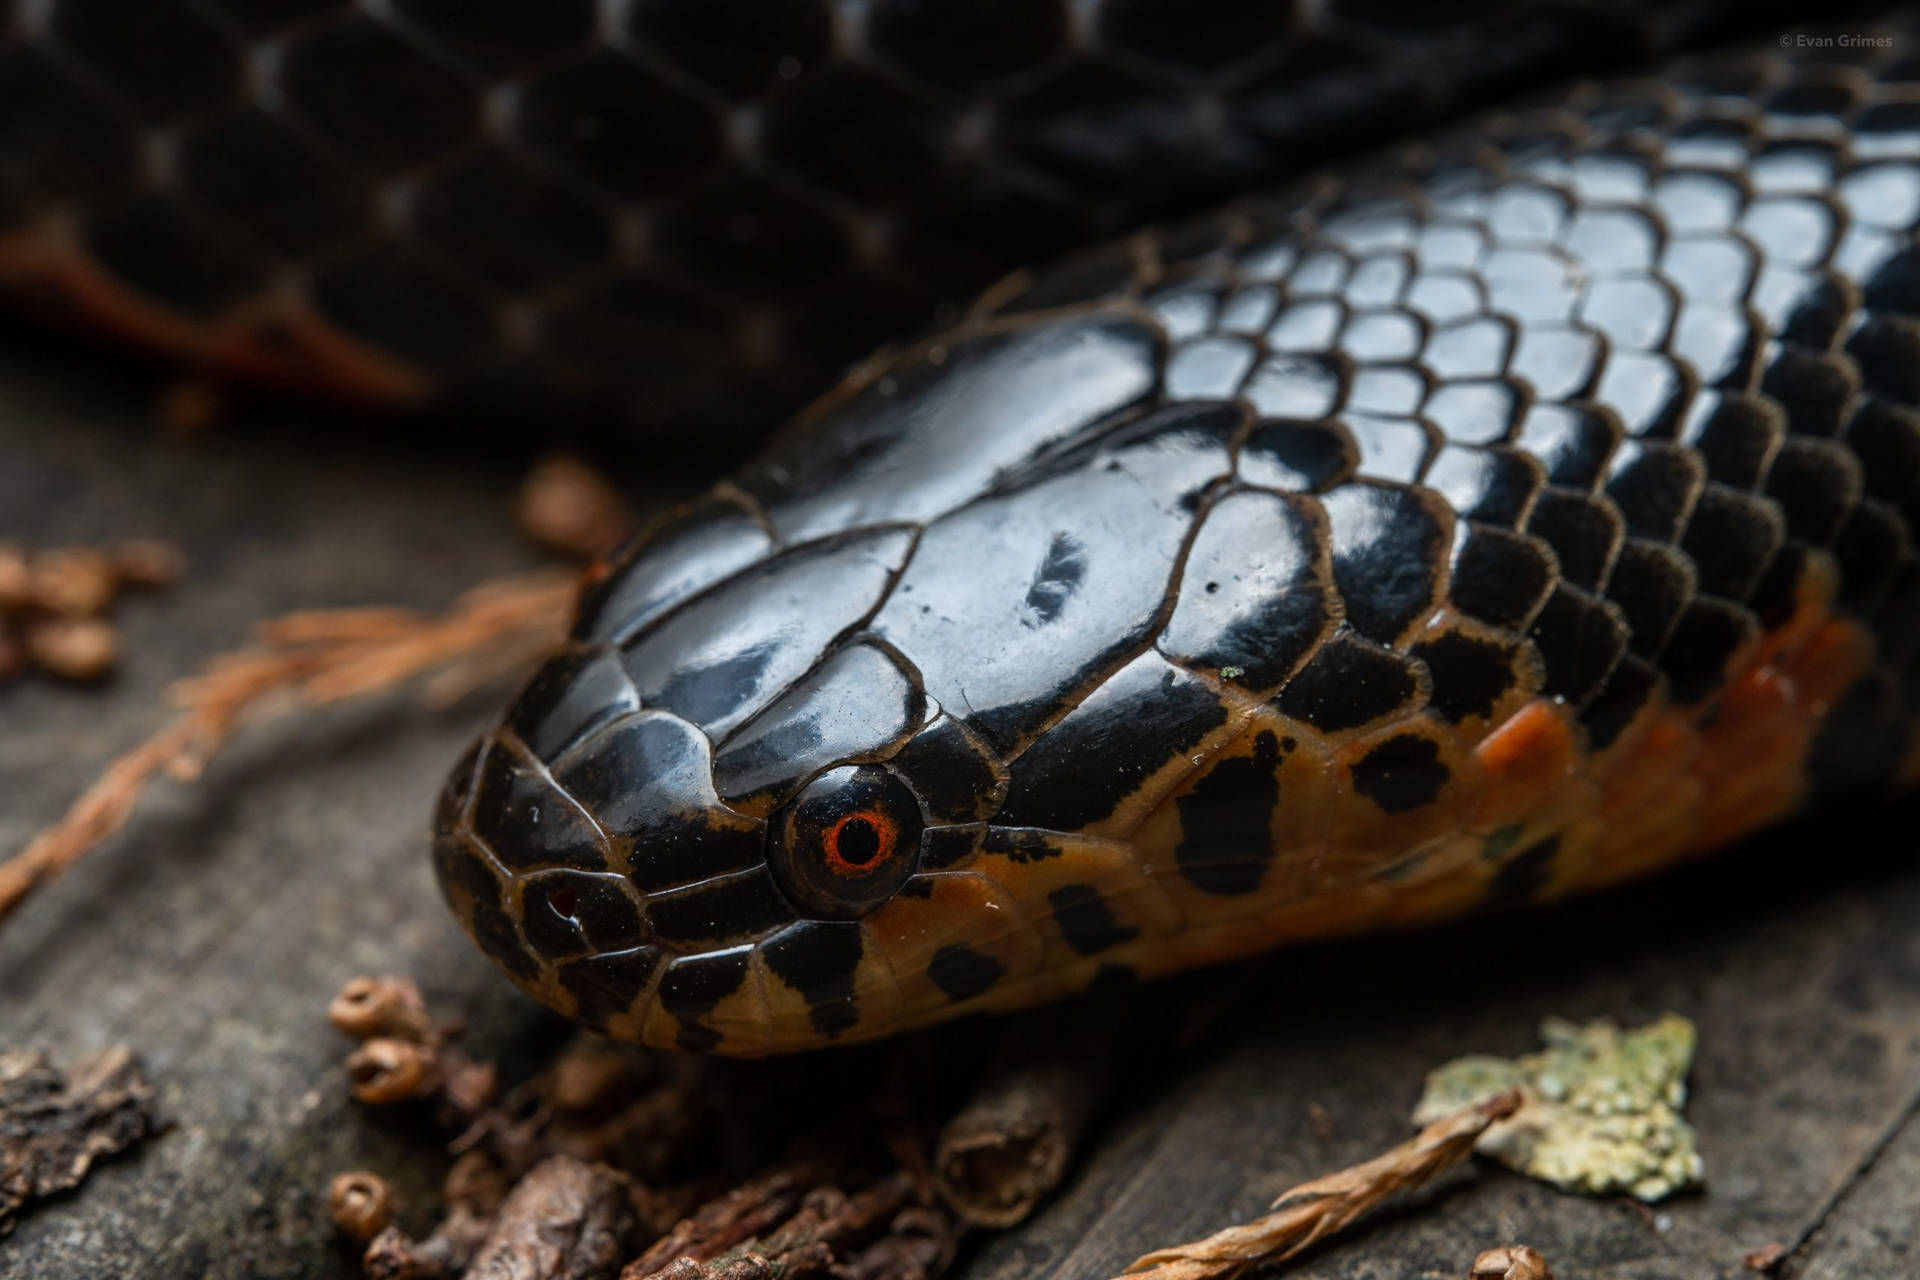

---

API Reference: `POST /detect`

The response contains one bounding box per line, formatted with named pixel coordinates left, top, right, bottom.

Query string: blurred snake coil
left=7, top=3, right=1920, bottom=1055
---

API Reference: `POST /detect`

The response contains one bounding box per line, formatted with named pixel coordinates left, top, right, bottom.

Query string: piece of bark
left=0, top=1046, right=162, bottom=1234
left=461, top=1154, right=635, bottom=1280
left=621, top=1157, right=835, bottom=1278
left=935, top=1015, right=1110, bottom=1228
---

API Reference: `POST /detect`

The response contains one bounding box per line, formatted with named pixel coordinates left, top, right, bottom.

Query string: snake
left=6, top=5, right=1920, bottom=1056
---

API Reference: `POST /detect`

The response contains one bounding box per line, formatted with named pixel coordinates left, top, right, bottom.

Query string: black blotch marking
left=1047, top=884, right=1140, bottom=956
left=1088, top=963, right=1138, bottom=996
left=556, top=948, right=660, bottom=1032
left=1411, top=631, right=1517, bottom=723
left=1485, top=836, right=1560, bottom=908
left=658, top=950, right=750, bottom=1053
left=929, top=944, right=1007, bottom=1002
left=1276, top=632, right=1420, bottom=732
left=984, top=828, right=1066, bottom=863
left=1348, top=734, right=1449, bottom=815
left=1174, top=730, right=1281, bottom=896
left=1023, top=532, right=1088, bottom=626
left=763, top=921, right=865, bottom=1037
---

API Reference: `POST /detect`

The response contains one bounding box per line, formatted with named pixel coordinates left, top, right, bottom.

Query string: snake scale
left=6, top=4, right=1920, bottom=1055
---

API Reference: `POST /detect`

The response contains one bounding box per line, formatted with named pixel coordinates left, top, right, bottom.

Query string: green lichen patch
left=1412, top=1013, right=1704, bottom=1201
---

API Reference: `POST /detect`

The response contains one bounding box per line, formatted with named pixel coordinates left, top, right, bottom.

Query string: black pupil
left=837, top=816, right=883, bottom=867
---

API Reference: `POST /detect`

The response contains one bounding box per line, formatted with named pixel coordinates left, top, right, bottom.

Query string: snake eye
left=768, top=765, right=923, bottom=919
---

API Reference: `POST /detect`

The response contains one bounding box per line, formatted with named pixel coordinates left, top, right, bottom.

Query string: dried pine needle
left=1114, top=1090, right=1522, bottom=1280
left=0, top=568, right=578, bottom=922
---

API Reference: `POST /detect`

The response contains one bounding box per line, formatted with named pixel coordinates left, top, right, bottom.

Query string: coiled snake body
left=7, top=5, right=1920, bottom=1054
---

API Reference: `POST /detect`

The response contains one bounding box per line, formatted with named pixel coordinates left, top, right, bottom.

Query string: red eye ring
left=822, top=808, right=898, bottom=876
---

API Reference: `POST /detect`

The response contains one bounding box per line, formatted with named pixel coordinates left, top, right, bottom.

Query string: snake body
left=0, top=0, right=1821, bottom=450
left=7, top=5, right=1920, bottom=1055
left=427, top=21, right=1920, bottom=1055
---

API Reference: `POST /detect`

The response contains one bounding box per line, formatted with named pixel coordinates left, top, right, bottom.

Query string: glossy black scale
left=434, top=21, right=1920, bottom=1049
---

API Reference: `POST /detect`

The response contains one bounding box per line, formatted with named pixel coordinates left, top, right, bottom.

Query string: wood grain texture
left=3, top=331, right=1918, bottom=1279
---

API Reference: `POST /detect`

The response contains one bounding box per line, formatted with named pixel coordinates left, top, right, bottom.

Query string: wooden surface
left=3, top=336, right=1919, bottom=1280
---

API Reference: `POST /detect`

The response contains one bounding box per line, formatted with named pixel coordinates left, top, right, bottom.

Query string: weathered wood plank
left=4, top=336, right=1919, bottom=1279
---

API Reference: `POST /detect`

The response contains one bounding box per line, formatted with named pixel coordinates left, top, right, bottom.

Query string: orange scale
left=1469, top=699, right=1580, bottom=832
left=1590, top=708, right=1699, bottom=809
left=1325, top=714, right=1485, bottom=857
left=1779, top=616, right=1876, bottom=714
left=863, top=871, right=1050, bottom=1021
left=1373, top=834, right=1500, bottom=926
left=1252, top=878, right=1397, bottom=944
left=1581, top=769, right=1705, bottom=891
left=1753, top=553, right=1841, bottom=667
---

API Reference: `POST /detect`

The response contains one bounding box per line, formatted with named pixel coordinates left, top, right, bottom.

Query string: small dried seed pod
left=1470, top=1245, right=1555, bottom=1279
left=347, top=1038, right=438, bottom=1105
left=328, top=975, right=433, bottom=1042
left=111, top=540, right=187, bottom=589
left=26, top=617, right=118, bottom=681
left=329, top=1171, right=396, bottom=1243
left=512, top=454, right=634, bottom=560
left=0, top=545, right=32, bottom=611
left=31, top=549, right=118, bottom=616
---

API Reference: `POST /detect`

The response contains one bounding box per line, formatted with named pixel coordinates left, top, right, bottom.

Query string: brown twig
left=0, top=568, right=577, bottom=923
left=1114, top=1090, right=1523, bottom=1280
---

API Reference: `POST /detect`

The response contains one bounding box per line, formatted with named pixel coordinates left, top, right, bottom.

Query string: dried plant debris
left=0, top=540, right=183, bottom=682
left=1115, top=1090, right=1523, bottom=1280
left=0, top=569, right=576, bottom=924
left=0, top=1046, right=164, bottom=1235
left=1414, top=1014, right=1703, bottom=1202
left=328, top=976, right=968, bottom=1280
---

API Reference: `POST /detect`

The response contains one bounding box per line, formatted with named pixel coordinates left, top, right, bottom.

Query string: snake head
left=433, top=501, right=1031, bottom=1054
